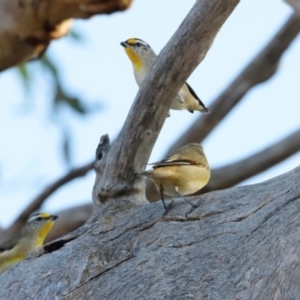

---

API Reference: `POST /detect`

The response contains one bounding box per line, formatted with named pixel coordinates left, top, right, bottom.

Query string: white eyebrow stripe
left=27, top=215, right=39, bottom=223
left=27, top=213, right=51, bottom=223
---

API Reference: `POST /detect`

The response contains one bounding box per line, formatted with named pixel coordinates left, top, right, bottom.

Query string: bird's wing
left=0, top=237, right=19, bottom=253
left=175, top=94, right=184, bottom=104
left=148, top=154, right=197, bottom=168
left=185, top=82, right=209, bottom=113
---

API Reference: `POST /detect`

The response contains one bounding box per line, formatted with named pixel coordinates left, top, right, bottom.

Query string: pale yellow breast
left=0, top=239, right=30, bottom=274
left=147, top=165, right=210, bottom=196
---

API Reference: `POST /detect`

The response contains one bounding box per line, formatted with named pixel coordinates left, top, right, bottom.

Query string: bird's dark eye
left=136, top=42, right=142, bottom=47
left=36, top=217, right=42, bottom=221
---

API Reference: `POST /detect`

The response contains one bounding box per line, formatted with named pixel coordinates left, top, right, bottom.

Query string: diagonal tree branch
left=0, top=161, right=94, bottom=244
left=167, top=12, right=300, bottom=155
left=202, top=127, right=300, bottom=192
left=92, top=0, right=240, bottom=206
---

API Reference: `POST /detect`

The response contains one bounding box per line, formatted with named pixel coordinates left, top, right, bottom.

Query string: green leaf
left=17, top=64, right=30, bottom=90
left=69, top=30, right=83, bottom=42
left=54, top=83, right=89, bottom=114
left=40, top=55, right=58, bottom=78
left=62, top=129, right=72, bottom=165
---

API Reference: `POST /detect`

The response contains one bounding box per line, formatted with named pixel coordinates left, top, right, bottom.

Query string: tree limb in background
left=0, top=161, right=94, bottom=244
left=167, top=12, right=300, bottom=155
left=202, top=127, right=300, bottom=192
left=0, top=0, right=132, bottom=71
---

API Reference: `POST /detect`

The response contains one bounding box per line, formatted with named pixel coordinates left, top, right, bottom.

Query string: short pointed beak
left=51, top=215, right=58, bottom=220
left=120, top=42, right=127, bottom=48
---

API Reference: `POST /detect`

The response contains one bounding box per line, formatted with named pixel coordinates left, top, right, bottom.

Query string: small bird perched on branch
left=141, top=143, right=210, bottom=215
left=120, top=38, right=209, bottom=114
left=0, top=213, right=58, bottom=274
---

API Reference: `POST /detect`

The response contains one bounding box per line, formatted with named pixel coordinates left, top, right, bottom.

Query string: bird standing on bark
left=120, top=38, right=209, bottom=114
left=0, top=213, right=58, bottom=274
left=141, top=143, right=210, bottom=214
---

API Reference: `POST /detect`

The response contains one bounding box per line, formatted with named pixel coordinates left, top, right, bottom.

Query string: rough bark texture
left=0, top=166, right=300, bottom=299
left=0, top=0, right=132, bottom=71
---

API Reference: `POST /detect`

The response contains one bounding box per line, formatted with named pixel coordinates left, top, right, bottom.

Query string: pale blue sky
left=0, top=0, right=299, bottom=227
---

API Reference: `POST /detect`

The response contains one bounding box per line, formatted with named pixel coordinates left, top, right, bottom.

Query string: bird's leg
left=160, top=187, right=174, bottom=216
left=174, top=188, right=197, bottom=209
left=160, top=187, right=166, bottom=209
left=185, top=196, right=205, bottom=217
left=163, top=201, right=175, bottom=217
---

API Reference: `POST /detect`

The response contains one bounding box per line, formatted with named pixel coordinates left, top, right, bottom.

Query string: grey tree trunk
left=0, top=166, right=300, bottom=299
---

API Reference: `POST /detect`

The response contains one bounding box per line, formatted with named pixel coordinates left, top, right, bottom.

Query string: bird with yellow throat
left=0, top=212, right=58, bottom=274
left=121, top=38, right=209, bottom=115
